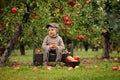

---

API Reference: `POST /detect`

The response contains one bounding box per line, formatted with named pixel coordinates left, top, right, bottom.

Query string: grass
left=0, top=49, right=120, bottom=80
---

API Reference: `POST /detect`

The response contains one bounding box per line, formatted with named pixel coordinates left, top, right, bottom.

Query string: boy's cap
left=46, top=23, right=60, bottom=30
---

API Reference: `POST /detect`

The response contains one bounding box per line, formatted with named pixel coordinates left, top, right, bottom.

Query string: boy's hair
left=46, top=23, right=60, bottom=30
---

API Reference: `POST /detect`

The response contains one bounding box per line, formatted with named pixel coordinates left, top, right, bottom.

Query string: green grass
left=0, top=49, right=120, bottom=80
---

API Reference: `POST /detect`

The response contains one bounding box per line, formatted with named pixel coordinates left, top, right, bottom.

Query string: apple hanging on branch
left=0, top=9, right=3, bottom=13
left=11, top=7, right=17, bottom=13
left=61, top=27, right=66, bottom=31
left=65, top=21, right=72, bottom=26
left=63, top=16, right=69, bottom=22
left=68, top=0, right=77, bottom=7
left=77, top=34, right=85, bottom=41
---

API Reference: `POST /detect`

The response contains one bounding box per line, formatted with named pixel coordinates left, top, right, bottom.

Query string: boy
left=42, top=23, right=65, bottom=67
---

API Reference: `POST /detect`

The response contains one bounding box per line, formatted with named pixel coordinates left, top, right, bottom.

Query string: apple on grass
left=14, top=66, right=20, bottom=70
left=112, top=66, right=118, bottom=70
left=32, top=66, right=38, bottom=71
left=0, top=67, right=2, bottom=70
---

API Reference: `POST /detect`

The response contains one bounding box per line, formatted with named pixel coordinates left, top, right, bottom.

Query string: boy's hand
left=49, top=44, right=58, bottom=48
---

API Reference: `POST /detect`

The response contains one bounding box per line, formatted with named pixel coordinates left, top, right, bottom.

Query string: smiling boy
left=42, top=23, right=65, bottom=67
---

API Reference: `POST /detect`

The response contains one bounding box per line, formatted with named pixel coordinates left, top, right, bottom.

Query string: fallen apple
left=33, top=66, right=38, bottom=71
left=84, top=65, right=89, bottom=69
left=14, top=66, right=20, bottom=70
left=94, top=65, right=98, bottom=69
left=112, top=66, right=118, bottom=70
left=0, top=67, right=2, bottom=70
left=46, top=66, right=52, bottom=70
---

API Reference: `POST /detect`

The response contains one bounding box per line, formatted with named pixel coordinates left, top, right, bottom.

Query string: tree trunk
left=102, top=36, right=110, bottom=58
left=102, top=30, right=110, bottom=59
left=0, top=24, right=22, bottom=66
left=84, top=41, right=89, bottom=52
left=20, top=41, right=25, bottom=55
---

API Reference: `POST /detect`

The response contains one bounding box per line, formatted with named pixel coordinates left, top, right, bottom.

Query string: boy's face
left=48, top=26, right=58, bottom=37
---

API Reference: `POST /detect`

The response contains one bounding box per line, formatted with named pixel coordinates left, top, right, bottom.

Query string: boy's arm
left=59, top=37, right=65, bottom=50
left=42, top=36, right=49, bottom=49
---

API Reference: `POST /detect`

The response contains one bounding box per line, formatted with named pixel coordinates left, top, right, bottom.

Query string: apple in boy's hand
left=49, top=44, right=58, bottom=48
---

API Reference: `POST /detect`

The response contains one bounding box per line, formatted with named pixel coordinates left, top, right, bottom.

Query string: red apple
left=84, top=65, right=89, bottom=69
left=46, top=66, right=52, bottom=70
left=11, top=7, right=17, bottom=13
left=0, top=9, right=3, bottom=13
left=35, top=49, right=41, bottom=54
left=65, top=21, right=71, bottom=26
left=112, top=66, right=118, bottom=70
left=63, top=16, right=69, bottom=21
left=68, top=1, right=76, bottom=7
left=33, top=15, right=39, bottom=19
left=103, top=58, right=108, bottom=62
left=0, top=23, right=3, bottom=28
left=66, top=56, right=75, bottom=62
left=94, top=65, right=98, bottom=69
left=62, top=27, right=66, bottom=31
left=74, top=56, right=80, bottom=61
left=77, top=34, right=85, bottom=41
left=14, top=66, right=20, bottom=70
left=33, top=66, right=38, bottom=71
left=0, top=67, right=2, bottom=70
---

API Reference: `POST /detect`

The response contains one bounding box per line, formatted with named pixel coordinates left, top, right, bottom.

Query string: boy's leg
left=43, top=47, right=50, bottom=66
left=55, top=48, right=63, bottom=66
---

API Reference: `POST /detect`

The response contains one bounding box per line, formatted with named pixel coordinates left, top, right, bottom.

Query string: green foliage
left=0, top=0, right=120, bottom=49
